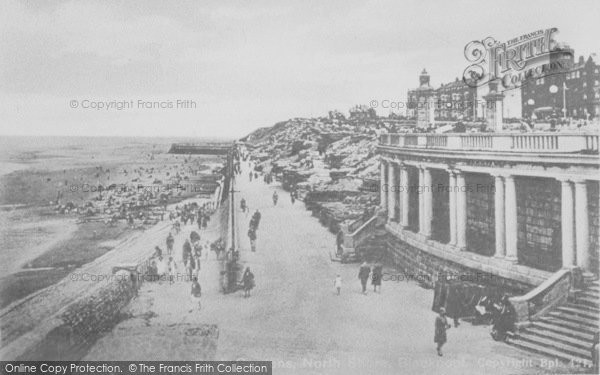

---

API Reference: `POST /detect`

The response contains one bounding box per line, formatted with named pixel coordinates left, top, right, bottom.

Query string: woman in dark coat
left=371, top=263, right=383, bottom=293
left=435, top=307, right=451, bottom=356
left=241, top=267, right=255, bottom=298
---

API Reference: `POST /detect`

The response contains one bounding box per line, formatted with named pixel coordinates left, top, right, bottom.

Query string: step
left=517, top=331, right=592, bottom=358
left=555, top=305, right=599, bottom=320
left=579, top=291, right=599, bottom=301
left=524, top=326, right=593, bottom=350
left=547, top=311, right=599, bottom=327
left=538, top=316, right=599, bottom=333
left=572, top=295, right=600, bottom=309
left=531, top=321, right=596, bottom=342
left=565, top=301, right=600, bottom=314
left=508, top=339, right=593, bottom=369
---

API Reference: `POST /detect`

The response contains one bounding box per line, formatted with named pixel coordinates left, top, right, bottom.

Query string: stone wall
left=384, top=234, right=532, bottom=295
left=431, top=169, right=449, bottom=243
left=465, top=173, right=495, bottom=256
left=516, top=177, right=562, bottom=272
left=19, top=270, right=139, bottom=360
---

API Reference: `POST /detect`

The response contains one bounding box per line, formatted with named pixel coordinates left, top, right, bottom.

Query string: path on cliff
left=86, top=161, right=579, bottom=375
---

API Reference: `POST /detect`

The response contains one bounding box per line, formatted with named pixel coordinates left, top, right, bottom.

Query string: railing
left=378, top=132, right=599, bottom=153
left=340, top=215, right=378, bottom=253
left=510, top=268, right=575, bottom=327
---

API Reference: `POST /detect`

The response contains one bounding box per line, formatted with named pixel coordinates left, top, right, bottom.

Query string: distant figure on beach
left=334, top=274, right=342, bottom=295
left=189, top=277, right=201, bottom=312
left=241, top=267, right=255, bottom=298
left=272, top=191, right=278, bottom=206
left=358, top=262, right=370, bottom=294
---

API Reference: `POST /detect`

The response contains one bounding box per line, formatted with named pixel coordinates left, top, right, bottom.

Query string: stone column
left=380, top=160, right=388, bottom=210
left=448, top=171, right=457, bottom=246
left=421, top=167, right=432, bottom=238
left=493, top=175, right=506, bottom=258
left=400, top=165, right=410, bottom=227
left=504, top=175, right=518, bottom=262
left=418, top=167, right=425, bottom=232
left=574, top=180, right=590, bottom=271
left=388, top=162, right=397, bottom=222
left=561, top=179, right=576, bottom=267
left=455, top=171, right=467, bottom=250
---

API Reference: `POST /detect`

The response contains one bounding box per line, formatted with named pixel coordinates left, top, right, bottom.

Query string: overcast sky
left=1, top=0, right=599, bottom=138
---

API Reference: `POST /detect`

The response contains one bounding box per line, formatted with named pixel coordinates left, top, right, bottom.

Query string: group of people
left=357, top=262, right=383, bottom=294
left=434, top=294, right=516, bottom=356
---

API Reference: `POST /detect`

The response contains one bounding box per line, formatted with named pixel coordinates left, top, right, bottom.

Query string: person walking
left=189, top=277, right=201, bottom=312
left=358, top=262, right=370, bottom=294
left=248, top=227, right=257, bottom=252
left=334, top=274, right=342, bottom=295
left=185, top=253, right=196, bottom=282
left=182, top=239, right=192, bottom=267
left=241, top=267, right=255, bottom=298
left=272, top=191, right=278, bottom=206
left=435, top=308, right=451, bottom=356
left=167, top=256, right=177, bottom=284
left=166, top=232, right=174, bottom=256
left=372, top=263, right=383, bottom=293
left=290, top=190, right=296, bottom=205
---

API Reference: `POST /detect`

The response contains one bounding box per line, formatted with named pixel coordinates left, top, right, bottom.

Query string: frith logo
left=462, top=28, right=573, bottom=89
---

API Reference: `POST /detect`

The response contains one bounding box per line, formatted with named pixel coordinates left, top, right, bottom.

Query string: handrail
left=510, top=268, right=573, bottom=325
left=378, top=132, right=599, bottom=153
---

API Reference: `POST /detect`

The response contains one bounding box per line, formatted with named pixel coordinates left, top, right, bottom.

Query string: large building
left=521, top=54, right=600, bottom=120
left=407, top=71, right=519, bottom=123
left=377, top=129, right=599, bottom=364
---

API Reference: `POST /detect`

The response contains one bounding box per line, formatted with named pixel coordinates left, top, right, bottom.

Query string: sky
left=1, top=0, right=599, bottom=138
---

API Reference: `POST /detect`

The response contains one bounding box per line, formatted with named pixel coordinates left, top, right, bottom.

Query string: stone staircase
left=356, top=229, right=389, bottom=263
left=509, top=278, right=599, bottom=368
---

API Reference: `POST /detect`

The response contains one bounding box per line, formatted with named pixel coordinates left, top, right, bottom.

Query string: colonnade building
left=378, top=132, right=599, bottom=288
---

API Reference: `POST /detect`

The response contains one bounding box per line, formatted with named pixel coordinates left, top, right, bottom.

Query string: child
left=334, top=274, right=342, bottom=295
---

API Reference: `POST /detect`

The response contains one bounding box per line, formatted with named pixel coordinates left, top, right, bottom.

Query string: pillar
left=388, top=162, right=397, bottom=221
left=380, top=160, right=388, bottom=210
left=574, top=180, right=590, bottom=271
left=456, top=171, right=467, bottom=250
left=421, top=167, right=432, bottom=237
left=504, top=175, right=518, bottom=262
left=418, top=167, right=425, bottom=232
left=400, top=165, right=410, bottom=227
left=493, top=175, right=506, bottom=258
left=448, top=171, right=457, bottom=245
left=561, top=179, right=576, bottom=267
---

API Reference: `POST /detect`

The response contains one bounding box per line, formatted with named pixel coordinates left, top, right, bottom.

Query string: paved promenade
left=84, top=162, right=591, bottom=374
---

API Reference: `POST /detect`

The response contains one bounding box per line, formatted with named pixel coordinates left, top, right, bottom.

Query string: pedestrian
left=186, top=253, right=196, bottom=281
left=182, top=239, right=192, bottom=266
left=372, top=263, right=383, bottom=293
left=189, top=276, right=201, bottom=312
left=334, top=274, right=342, bottom=295
left=168, top=256, right=177, bottom=284
left=290, top=191, right=295, bottom=204
left=166, top=232, right=174, bottom=255
left=248, top=227, right=257, bottom=252
left=272, top=191, right=278, bottom=206
left=358, top=262, right=370, bottom=294
left=241, top=267, right=255, bottom=298
left=434, top=307, right=451, bottom=356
